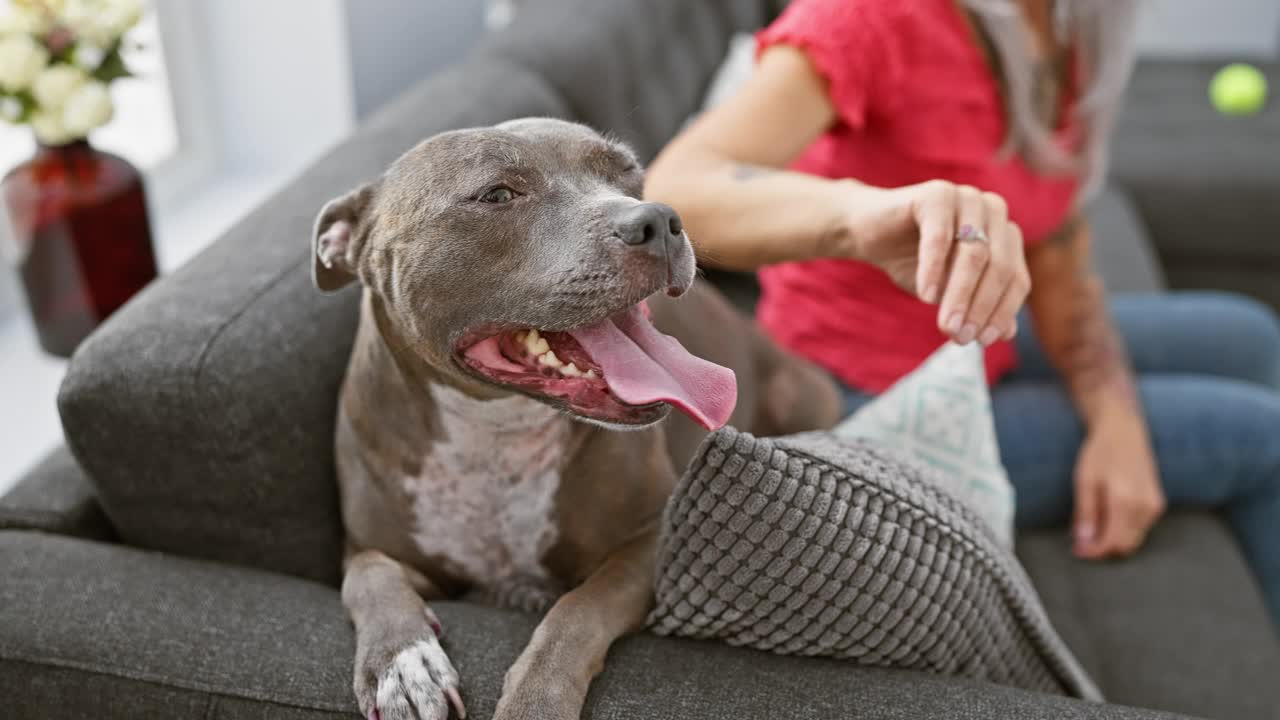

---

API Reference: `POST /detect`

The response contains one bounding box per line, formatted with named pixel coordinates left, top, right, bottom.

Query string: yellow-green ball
left=1210, top=63, right=1268, bottom=116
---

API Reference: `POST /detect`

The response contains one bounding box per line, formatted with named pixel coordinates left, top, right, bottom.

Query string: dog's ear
left=312, top=182, right=377, bottom=292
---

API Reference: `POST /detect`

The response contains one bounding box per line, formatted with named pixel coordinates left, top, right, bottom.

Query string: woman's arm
left=1025, top=219, right=1136, bottom=421
left=1026, top=220, right=1166, bottom=558
left=645, top=46, right=850, bottom=269
left=646, top=46, right=1029, bottom=345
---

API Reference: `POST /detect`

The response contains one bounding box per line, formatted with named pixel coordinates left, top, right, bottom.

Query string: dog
left=312, top=117, right=841, bottom=720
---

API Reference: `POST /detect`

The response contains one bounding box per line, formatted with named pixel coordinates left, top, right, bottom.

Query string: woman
left=646, top=0, right=1280, bottom=626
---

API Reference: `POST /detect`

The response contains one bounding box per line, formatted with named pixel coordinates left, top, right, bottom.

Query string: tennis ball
left=1210, top=63, right=1268, bottom=116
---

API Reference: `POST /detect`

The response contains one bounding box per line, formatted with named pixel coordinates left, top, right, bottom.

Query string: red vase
left=2, top=139, right=159, bottom=358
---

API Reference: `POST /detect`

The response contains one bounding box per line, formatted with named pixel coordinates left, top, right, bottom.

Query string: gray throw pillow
left=647, top=427, right=1101, bottom=701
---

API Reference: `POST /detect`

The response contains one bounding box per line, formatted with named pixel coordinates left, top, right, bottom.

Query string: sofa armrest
left=0, top=446, right=113, bottom=540
left=0, top=530, right=1196, bottom=720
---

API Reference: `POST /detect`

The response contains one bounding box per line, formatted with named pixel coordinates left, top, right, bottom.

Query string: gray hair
left=962, top=0, right=1141, bottom=203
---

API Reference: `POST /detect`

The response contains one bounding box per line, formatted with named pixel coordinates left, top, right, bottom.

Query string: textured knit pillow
left=834, top=342, right=1015, bottom=547
left=647, top=427, right=1100, bottom=700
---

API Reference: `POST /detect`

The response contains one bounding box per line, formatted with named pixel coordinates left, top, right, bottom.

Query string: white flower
left=0, top=96, right=24, bottom=123
left=62, top=80, right=113, bottom=136
left=61, top=0, right=144, bottom=46
left=102, top=0, right=145, bottom=35
left=32, top=63, right=88, bottom=109
left=62, top=0, right=115, bottom=47
left=31, top=108, right=75, bottom=146
left=72, top=43, right=106, bottom=71
left=0, top=5, right=54, bottom=36
left=0, top=33, right=51, bottom=93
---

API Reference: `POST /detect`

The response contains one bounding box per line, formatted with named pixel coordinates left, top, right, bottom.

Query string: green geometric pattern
left=833, top=342, right=1016, bottom=547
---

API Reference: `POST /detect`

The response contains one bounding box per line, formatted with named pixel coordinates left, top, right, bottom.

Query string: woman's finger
left=1070, top=474, right=1100, bottom=550
left=937, top=185, right=990, bottom=343
left=911, top=181, right=958, bottom=304
left=1088, top=486, right=1152, bottom=558
left=972, top=222, right=1030, bottom=344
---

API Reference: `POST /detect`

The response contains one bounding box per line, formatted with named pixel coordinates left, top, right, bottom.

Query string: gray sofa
left=2, top=1, right=1278, bottom=718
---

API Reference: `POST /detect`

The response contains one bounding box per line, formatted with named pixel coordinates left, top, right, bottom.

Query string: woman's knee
left=1141, top=375, right=1280, bottom=502
left=1126, top=288, right=1280, bottom=384
left=1187, top=289, right=1280, bottom=384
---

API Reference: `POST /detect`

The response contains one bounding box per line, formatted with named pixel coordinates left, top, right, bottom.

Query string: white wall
left=344, top=1, right=486, bottom=118
left=1136, top=0, right=1280, bottom=58
left=172, top=0, right=357, bottom=176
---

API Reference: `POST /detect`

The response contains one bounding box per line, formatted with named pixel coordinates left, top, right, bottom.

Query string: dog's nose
left=615, top=202, right=683, bottom=247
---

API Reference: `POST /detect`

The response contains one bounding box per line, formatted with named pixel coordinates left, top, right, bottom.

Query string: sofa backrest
left=58, top=0, right=783, bottom=584
left=479, top=0, right=785, bottom=161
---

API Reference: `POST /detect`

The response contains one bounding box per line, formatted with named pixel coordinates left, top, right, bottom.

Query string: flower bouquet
left=0, top=0, right=144, bottom=144
left=0, top=0, right=158, bottom=357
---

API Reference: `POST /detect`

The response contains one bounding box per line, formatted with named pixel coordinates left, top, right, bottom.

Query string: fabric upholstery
left=0, top=531, right=1195, bottom=720
left=56, top=57, right=571, bottom=585
left=1018, top=513, right=1280, bottom=720
left=650, top=428, right=1098, bottom=699
left=25, top=1, right=1278, bottom=717
left=1110, top=60, right=1280, bottom=309
left=0, top=445, right=113, bottom=540
left=834, top=343, right=1016, bottom=548
left=1087, top=186, right=1165, bottom=293
left=478, top=0, right=785, bottom=161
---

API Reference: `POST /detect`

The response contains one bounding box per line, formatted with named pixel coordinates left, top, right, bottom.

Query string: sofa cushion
left=1111, top=60, right=1280, bottom=260
left=0, top=530, right=1197, bottom=720
left=1087, top=186, right=1166, bottom=293
left=1110, top=60, right=1280, bottom=309
left=479, top=0, right=784, bottom=162
left=834, top=342, right=1016, bottom=548
left=0, top=445, right=113, bottom=540
left=1017, top=512, right=1280, bottom=719
left=56, top=57, right=571, bottom=585
left=650, top=428, right=1098, bottom=699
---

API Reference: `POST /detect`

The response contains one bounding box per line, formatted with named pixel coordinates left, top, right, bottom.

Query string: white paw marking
left=376, top=638, right=465, bottom=720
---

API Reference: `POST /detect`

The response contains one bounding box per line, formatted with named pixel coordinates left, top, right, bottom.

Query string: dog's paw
left=491, top=649, right=581, bottom=720
left=491, top=682, right=580, bottom=720
left=366, top=635, right=465, bottom=720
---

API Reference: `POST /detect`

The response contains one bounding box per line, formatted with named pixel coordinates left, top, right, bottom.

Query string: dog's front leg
left=492, top=531, right=656, bottom=720
left=343, top=549, right=466, bottom=720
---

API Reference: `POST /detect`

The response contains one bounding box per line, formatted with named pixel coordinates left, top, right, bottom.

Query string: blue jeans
left=840, top=292, right=1280, bottom=627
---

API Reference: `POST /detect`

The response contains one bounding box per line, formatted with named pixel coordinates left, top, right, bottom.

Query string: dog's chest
left=404, top=384, right=573, bottom=590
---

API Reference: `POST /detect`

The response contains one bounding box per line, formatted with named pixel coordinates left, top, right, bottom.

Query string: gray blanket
left=647, top=427, right=1101, bottom=701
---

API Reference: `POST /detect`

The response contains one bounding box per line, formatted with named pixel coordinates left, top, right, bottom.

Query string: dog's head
left=312, top=118, right=734, bottom=430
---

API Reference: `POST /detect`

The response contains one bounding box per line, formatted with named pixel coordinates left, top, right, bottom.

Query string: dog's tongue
left=568, top=306, right=736, bottom=430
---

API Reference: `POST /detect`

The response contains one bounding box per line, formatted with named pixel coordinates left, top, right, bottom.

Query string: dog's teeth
left=585, top=369, right=598, bottom=380
left=538, top=350, right=563, bottom=368
left=523, top=329, right=549, bottom=356
left=560, top=363, right=583, bottom=377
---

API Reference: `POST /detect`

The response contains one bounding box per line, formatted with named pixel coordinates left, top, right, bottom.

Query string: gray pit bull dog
left=313, top=118, right=841, bottom=720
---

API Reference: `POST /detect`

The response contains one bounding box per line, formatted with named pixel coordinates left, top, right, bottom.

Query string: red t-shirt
left=754, top=0, right=1080, bottom=393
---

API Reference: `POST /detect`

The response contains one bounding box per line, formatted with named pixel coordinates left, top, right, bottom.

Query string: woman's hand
left=1071, top=403, right=1166, bottom=559
left=842, top=180, right=1031, bottom=346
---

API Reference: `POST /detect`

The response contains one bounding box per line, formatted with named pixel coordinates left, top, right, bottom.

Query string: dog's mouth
left=458, top=303, right=736, bottom=429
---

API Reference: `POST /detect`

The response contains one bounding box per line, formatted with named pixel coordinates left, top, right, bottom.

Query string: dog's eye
left=480, top=186, right=516, bottom=204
